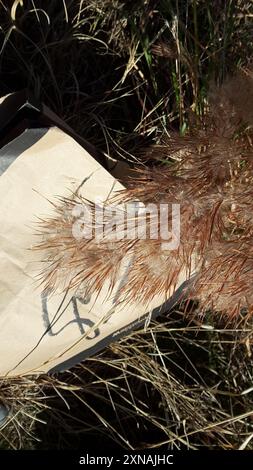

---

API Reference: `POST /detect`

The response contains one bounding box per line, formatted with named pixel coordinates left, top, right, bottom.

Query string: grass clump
left=0, top=0, right=253, bottom=450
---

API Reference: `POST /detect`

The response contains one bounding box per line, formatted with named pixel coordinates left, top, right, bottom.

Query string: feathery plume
left=35, top=68, right=253, bottom=318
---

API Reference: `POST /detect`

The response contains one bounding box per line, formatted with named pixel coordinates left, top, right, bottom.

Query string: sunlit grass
left=0, top=0, right=253, bottom=450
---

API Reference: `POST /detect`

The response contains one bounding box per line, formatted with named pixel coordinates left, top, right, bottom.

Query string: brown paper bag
left=0, top=94, right=189, bottom=377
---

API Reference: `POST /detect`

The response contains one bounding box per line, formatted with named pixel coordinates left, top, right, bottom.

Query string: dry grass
left=0, top=0, right=253, bottom=450
left=1, top=311, right=253, bottom=450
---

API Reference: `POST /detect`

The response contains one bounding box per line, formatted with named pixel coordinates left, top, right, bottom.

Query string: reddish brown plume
left=35, top=68, right=253, bottom=319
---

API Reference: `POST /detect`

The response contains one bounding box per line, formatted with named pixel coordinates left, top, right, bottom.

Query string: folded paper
left=0, top=96, right=189, bottom=377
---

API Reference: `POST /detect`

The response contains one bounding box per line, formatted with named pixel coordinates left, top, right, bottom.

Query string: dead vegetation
left=0, top=0, right=253, bottom=450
